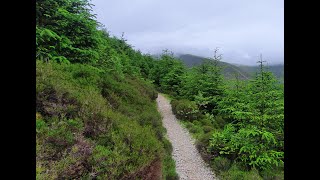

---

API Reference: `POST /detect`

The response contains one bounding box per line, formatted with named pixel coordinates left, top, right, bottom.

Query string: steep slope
left=36, top=61, right=177, bottom=179
left=36, top=0, right=180, bottom=178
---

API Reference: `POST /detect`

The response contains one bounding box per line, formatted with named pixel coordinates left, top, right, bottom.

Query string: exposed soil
left=122, top=158, right=162, bottom=180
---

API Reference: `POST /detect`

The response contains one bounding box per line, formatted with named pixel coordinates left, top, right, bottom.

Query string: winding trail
left=156, top=94, right=216, bottom=180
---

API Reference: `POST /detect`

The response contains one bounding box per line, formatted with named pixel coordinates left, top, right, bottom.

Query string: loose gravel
left=157, top=94, right=216, bottom=180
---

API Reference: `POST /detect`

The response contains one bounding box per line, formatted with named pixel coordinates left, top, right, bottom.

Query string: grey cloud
left=91, top=0, right=283, bottom=65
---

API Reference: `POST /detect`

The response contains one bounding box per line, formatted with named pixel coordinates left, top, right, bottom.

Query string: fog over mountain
left=91, top=0, right=283, bottom=65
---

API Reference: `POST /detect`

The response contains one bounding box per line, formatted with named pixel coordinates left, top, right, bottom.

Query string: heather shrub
left=171, top=99, right=201, bottom=121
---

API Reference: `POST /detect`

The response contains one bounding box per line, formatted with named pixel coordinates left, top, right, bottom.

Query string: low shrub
left=171, top=99, right=201, bottom=121
left=245, top=168, right=264, bottom=180
left=220, top=164, right=245, bottom=180
left=189, top=125, right=202, bottom=134
left=162, top=152, right=179, bottom=180
left=203, top=125, right=213, bottom=133
left=184, top=122, right=194, bottom=129
left=211, top=156, right=231, bottom=173
left=195, top=132, right=213, bottom=162
left=197, top=132, right=212, bottom=149
left=212, top=115, right=226, bottom=129
left=163, top=138, right=173, bottom=154
left=220, top=164, right=263, bottom=180
left=192, top=120, right=202, bottom=126
left=36, top=61, right=176, bottom=179
left=260, top=167, right=284, bottom=180
left=200, top=117, right=213, bottom=126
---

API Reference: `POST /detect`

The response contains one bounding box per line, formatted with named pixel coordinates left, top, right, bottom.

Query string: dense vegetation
left=36, top=0, right=178, bottom=179
left=156, top=51, right=284, bottom=179
left=36, top=0, right=283, bottom=179
left=36, top=61, right=168, bottom=179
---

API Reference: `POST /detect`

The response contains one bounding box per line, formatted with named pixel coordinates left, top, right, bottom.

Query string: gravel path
left=156, top=94, right=216, bottom=180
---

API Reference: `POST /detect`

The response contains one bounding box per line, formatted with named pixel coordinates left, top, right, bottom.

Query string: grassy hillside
left=178, top=54, right=251, bottom=79
left=36, top=0, right=180, bottom=178
left=237, top=64, right=284, bottom=80
left=36, top=61, right=177, bottom=179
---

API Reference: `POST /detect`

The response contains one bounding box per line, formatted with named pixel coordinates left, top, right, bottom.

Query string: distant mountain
left=177, top=54, right=251, bottom=80
left=236, top=64, right=284, bottom=81
left=177, top=54, right=284, bottom=81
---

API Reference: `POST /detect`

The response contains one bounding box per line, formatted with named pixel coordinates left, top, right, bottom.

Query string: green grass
left=162, top=144, right=179, bottom=180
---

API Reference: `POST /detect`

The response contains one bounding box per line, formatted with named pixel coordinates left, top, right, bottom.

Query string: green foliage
left=202, top=125, right=213, bottom=133
left=36, top=0, right=158, bottom=79
left=47, top=118, right=75, bottom=146
left=160, top=63, right=185, bottom=95
left=88, top=120, right=162, bottom=179
left=171, top=99, right=201, bottom=121
left=162, top=154, right=179, bottom=180
left=168, top=58, right=283, bottom=179
left=178, top=114, right=216, bottom=163
left=195, top=132, right=213, bottom=161
left=36, top=0, right=283, bottom=178
left=260, top=166, right=284, bottom=180
left=189, top=125, right=203, bottom=134
left=163, top=138, right=173, bottom=155
left=36, top=0, right=100, bottom=63
left=162, top=138, right=179, bottom=180
left=179, top=51, right=225, bottom=113
left=209, top=61, right=284, bottom=173
left=36, top=0, right=178, bottom=178
left=201, top=113, right=226, bottom=130
left=220, top=164, right=263, bottom=180
left=36, top=119, right=47, bottom=134
left=150, top=50, right=186, bottom=96
left=197, top=132, right=212, bottom=147
left=36, top=61, right=175, bottom=179
left=210, top=125, right=283, bottom=170
left=211, top=156, right=232, bottom=172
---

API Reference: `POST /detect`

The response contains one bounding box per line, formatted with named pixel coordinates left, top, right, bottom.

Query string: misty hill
left=177, top=54, right=251, bottom=80
left=177, top=54, right=284, bottom=81
left=236, top=64, right=284, bottom=81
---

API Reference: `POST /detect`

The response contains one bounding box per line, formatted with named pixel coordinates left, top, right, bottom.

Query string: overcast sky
left=91, top=0, right=283, bottom=65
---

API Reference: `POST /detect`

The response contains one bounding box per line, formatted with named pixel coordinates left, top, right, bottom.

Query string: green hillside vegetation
left=36, top=0, right=283, bottom=179
left=36, top=61, right=170, bottom=179
left=36, top=0, right=177, bottom=179
left=157, top=52, right=284, bottom=179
